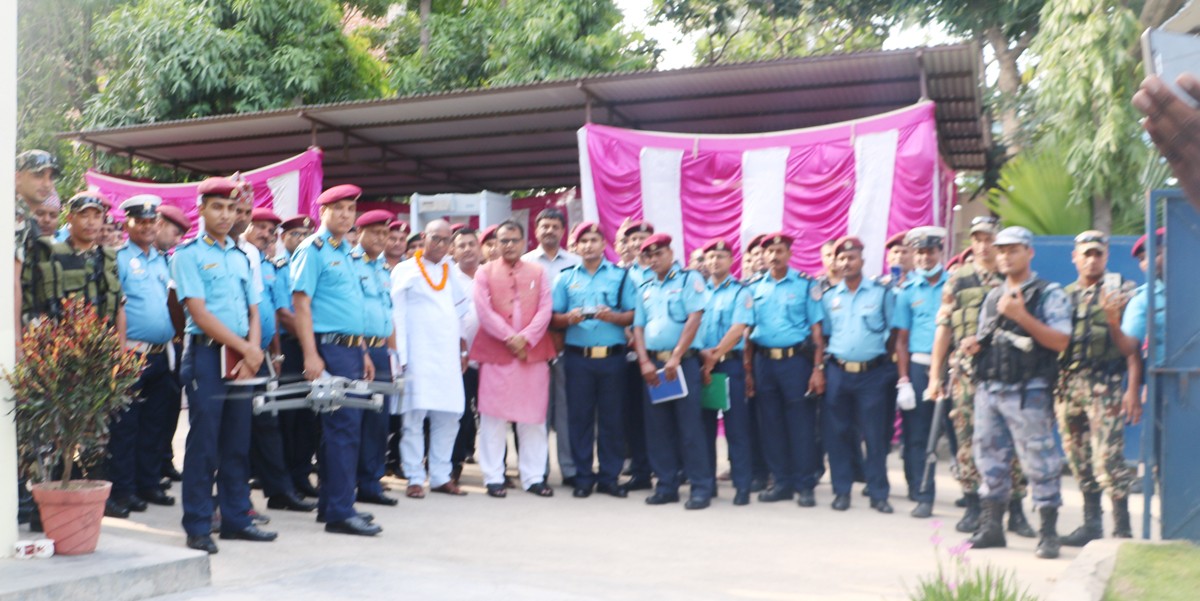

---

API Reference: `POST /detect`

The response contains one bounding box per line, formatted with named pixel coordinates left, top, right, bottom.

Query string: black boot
left=967, top=499, right=1007, bottom=549
left=17, top=478, right=34, bottom=525
left=1061, top=491, right=1103, bottom=547
left=1007, top=498, right=1037, bottom=538
left=1112, top=496, right=1133, bottom=539
left=1035, top=506, right=1061, bottom=559
left=955, top=493, right=981, bottom=533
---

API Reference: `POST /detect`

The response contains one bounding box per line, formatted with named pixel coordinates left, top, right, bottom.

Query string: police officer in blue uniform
left=892, top=226, right=949, bottom=518
left=107, top=195, right=177, bottom=517
left=242, top=208, right=316, bottom=513
left=616, top=220, right=656, bottom=490
left=351, top=209, right=399, bottom=507
left=291, top=184, right=380, bottom=536
left=631, top=233, right=713, bottom=509
left=172, top=177, right=273, bottom=553
left=553, top=221, right=638, bottom=499
left=745, top=232, right=826, bottom=507
left=696, top=238, right=757, bottom=506
left=821, top=236, right=896, bottom=513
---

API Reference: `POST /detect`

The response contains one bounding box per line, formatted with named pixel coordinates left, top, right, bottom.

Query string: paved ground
left=72, top=415, right=1153, bottom=601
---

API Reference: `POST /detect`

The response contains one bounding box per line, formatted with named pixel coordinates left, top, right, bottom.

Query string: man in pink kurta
left=469, top=220, right=557, bottom=498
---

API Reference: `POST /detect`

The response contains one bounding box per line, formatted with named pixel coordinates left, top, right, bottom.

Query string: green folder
left=701, top=373, right=731, bottom=411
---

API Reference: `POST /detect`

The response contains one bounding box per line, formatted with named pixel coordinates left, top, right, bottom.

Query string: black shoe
left=1035, top=506, right=1061, bottom=559
left=622, top=476, right=653, bottom=491
left=758, top=486, right=794, bottom=503
left=870, top=499, right=894, bottom=514
left=572, top=486, right=593, bottom=498
left=685, top=496, right=711, bottom=510
left=968, top=499, right=1008, bottom=549
left=749, top=477, right=769, bottom=493
left=562, top=475, right=578, bottom=488
left=267, top=492, right=317, bottom=512
left=163, top=465, right=183, bottom=482
left=294, top=478, right=320, bottom=498
left=796, top=489, right=816, bottom=508
left=645, top=492, right=680, bottom=505
left=104, top=498, right=131, bottom=519
left=450, top=464, right=463, bottom=484
left=326, top=516, right=382, bottom=536
left=249, top=479, right=263, bottom=490
left=911, top=501, right=933, bottom=518
left=908, top=491, right=917, bottom=502
left=118, top=495, right=148, bottom=512
left=957, top=493, right=982, bottom=533
left=248, top=510, right=270, bottom=525
left=733, top=489, right=751, bottom=506
left=596, top=482, right=628, bottom=498
left=219, top=525, right=278, bottom=542
left=861, top=486, right=872, bottom=497
left=317, top=511, right=374, bottom=524
left=186, top=535, right=218, bottom=554
left=139, top=489, right=176, bottom=506
left=831, top=494, right=850, bottom=511
left=1007, top=499, right=1037, bottom=538
left=356, top=492, right=399, bottom=506
left=159, top=478, right=173, bottom=491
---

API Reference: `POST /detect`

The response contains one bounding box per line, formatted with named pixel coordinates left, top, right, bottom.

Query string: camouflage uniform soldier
left=927, top=216, right=1035, bottom=538
left=962, top=226, right=1071, bottom=560
left=1055, top=231, right=1137, bottom=545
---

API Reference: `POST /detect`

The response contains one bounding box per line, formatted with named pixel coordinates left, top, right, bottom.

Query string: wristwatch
left=814, top=362, right=826, bottom=371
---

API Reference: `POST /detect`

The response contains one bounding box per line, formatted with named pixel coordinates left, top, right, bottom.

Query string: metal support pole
left=1142, top=191, right=1159, bottom=539
left=1, top=0, right=21, bottom=556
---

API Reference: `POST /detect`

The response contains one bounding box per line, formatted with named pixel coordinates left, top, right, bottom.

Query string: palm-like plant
left=986, top=147, right=1091, bottom=236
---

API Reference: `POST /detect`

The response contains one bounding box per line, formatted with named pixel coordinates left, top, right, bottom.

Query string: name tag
left=202, top=263, right=218, bottom=270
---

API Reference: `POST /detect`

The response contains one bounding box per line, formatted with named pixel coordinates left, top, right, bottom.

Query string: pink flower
left=930, top=519, right=944, bottom=530
left=930, top=533, right=944, bottom=546
left=948, top=541, right=972, bottom=557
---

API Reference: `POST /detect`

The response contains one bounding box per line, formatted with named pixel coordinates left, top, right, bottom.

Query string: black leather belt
left=364, top=336, right=388, bottom=348
left=318, top=333, right=366, bottom=348
left=189, top=334, right=219, bottom=347
left=756, top=344, right=805, bottom=360
left=125, top=341, right=168, bottom=355
left=715, top=350, right=743, bottom=363
left=829, top=354, right=888, bottom=374
left=652, top=349, right=698, bottom=362
left=565, top=344, right=625, bottom=359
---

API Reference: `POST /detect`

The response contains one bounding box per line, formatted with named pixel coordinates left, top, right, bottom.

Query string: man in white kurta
left=391, top=219, right=471, bottom=498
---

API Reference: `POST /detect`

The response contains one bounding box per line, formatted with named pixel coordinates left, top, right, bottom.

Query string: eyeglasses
left=971, top=216, right=999, bottom=227
left=498, top=238, right=524, bottom=246
left=426, top=235, right=452, bottom=246
left=1074, top=232, right=1108, bottom=245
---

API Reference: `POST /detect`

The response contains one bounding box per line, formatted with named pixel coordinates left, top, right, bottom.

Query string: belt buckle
left=590, top=347, right=609, bottom=359
left=655, top=351, right=671, bottom=362
left=846, top=361, right=865, bottom=374
left=768, top=348, right=784, bottom=360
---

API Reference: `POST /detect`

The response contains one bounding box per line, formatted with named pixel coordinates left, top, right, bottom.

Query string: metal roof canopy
left=63, top=43, right=989, bottom=198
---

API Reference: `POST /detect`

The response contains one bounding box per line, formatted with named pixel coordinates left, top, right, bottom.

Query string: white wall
left=1, top=0, right=20, bottom=556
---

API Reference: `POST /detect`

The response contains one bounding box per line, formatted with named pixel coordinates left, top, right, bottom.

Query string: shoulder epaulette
left=350, top=248, right=364, bottom=260
left=271, top=255, right=289, bottom=269
left=177, top=236, right=200, bottom=249
left=310, top=236, right=324, bottom=249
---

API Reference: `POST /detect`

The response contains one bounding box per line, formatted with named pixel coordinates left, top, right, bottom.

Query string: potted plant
left=5, top=298, right=144, bottom=555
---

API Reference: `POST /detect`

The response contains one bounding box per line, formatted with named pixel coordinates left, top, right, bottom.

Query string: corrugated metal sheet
left=63, top=43, right=987, bottom=197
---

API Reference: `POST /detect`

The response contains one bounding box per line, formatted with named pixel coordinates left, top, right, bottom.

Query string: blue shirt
left=625, top=263, right=652, bottom=288
left=633, top=263, right=707, bottom=351
left=354, top=247, right=394, bottom=339
left=116, top=243, right=174, bottom=344
left=552, top=259, right=638, bottom=347
left=256, top=255, right=282, bottom=349
left=698, top=275, right=755, bottom=350
left=822, top=277, right=893, bottom=362
left=171, top=234, right=259, bottom=337
left=748, top=269, right=824, bottom=348
left=893, top=269, right=948, bottom=354
left=1122, top=280, right=1166, bottom=364
left=290, top=227, right=365, bottom=336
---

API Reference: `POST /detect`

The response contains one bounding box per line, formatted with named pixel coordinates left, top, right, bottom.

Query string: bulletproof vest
left=973, top=278, right=1059, bottom=386
left=949, top=263, right=997, bottom=343
left=24, top=238, right=121, bottom=322
left=1062, top=279, right=1124, bottom=372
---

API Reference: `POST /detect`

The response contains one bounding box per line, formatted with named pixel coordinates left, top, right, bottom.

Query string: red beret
left=747, top=234, right=766, bottom=251
left=355, top=209, right=394, bottom=229
left=281, top=215, right=314, bottom=232
left=389, top=219, right=410, bottom=233
left=569, top=221, right=602, bottom=245
left=617, top=220, right=654, bottom=240
left=760, top=232, right=795, bottom=249
left=317, top=184, right=362, bottom=206
left=449, top=223, right=467, bottom=233
left=157, top=205, right=191, bottom=231
left=639, top=232, right=672, bottom=254
left=700, top=238, right=733, bottom=254
left=479, top=225, right=499, bottom=243
left=197, top=176, right=252, bottom=202
left=885, top=231, right=908, bottom=249
left=1131, top=227, right=1166, bottom=258
left=250, top=208, right=280, bottom=225
left=834, top=236, right=865, bottom=255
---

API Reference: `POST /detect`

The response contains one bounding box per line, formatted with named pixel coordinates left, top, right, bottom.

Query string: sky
left=615, top=0, right=957, bottom=70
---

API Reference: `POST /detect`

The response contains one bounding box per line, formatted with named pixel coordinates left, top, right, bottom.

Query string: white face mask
left=915, top=264, right=943, bottom=279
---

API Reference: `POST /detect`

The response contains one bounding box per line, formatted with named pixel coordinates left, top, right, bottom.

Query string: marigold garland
left=414, top=249, right=449, bottom=291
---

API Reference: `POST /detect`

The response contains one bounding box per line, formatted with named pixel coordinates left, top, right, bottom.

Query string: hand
left=959, top=336, right=981, bottom=357
left=896, top=380, right=917, bottom=411
left=461, top=353, right=469, bottom=374
left=640, top=360, right=660, bottom=386
left=363, top=353, right=376, bottom=381
left=1101, top=289, right=1128, bottom=325
left=1123, top=386, right=1143, bottom=425
left=1133, top=74, right=1200, bottom=205
left=663, top=357, right=680, bottom=381
left=925, top=375, right=943, bottom=402
left=700, top=349, right=717, bottom=374
left=594, top=306, right=612, bottom=323
left=302, top=352, right=326, bottom=382
left=808, top=368, right=826, bottom=396
left=701, top=367, right=712, bottom=386
left=567, top=308, right=585, bottom=325
left=241, top=345, right=265, bottom=378
left=997, top=288, right=1027, bottom=320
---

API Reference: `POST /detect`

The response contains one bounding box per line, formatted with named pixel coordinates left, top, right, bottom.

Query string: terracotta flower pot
left=30, top=480, right=112, bottom=556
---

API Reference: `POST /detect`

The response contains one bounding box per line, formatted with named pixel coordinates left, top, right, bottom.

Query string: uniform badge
left=331, top=260, right=341, bottom=266
left=643, top=290, right=652, bottom=301
left=202, top=263, right=218, bottom=270
left=129, top=257, right=141, bottom=270
left=831, top=297, right=841, bottom=310
left=744, top=295, right=753, bottom=310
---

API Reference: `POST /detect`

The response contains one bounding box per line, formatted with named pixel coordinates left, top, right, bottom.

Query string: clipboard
left=647, top=368, right=688, bottom=404
left=701, top=373, right=731, bottom=411
left=221, top=345, right=269, bottom=386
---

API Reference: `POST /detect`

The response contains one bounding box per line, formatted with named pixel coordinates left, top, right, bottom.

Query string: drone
left=230, top=359, right=404, bottom=416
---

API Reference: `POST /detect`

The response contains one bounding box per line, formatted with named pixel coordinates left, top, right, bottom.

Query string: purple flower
left=930, top=533, right=944, bottom=546
left=948, top=541, right=972, bottom=557
left=930, top=519, right=944, bottom=530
